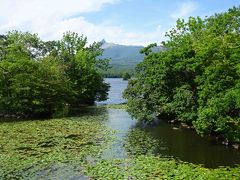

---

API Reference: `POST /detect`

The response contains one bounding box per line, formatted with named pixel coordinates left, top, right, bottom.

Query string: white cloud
left=171, top=1, right=197, bottom=19
left=0, top=0, right=165, bottom=46
left=0, top=0, right=118, bottom=29
left=0, top=0, right=118, bottom=20
left=37, top=16, right=165, bottom=46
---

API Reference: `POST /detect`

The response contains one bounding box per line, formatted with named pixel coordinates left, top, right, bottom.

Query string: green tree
left=124, top=6, right=240, bottom=142
left=0, top=56, right=72, bottom=117
left=122, top=72, right=131, bottom=80
left=0, top=31, right=110, bottom=117
left=56, top=32, right=110, bottom=105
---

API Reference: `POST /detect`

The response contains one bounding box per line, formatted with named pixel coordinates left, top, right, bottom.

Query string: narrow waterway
left=1, top=78, right=240, bottom=179
left=102, top=78, right=240, bottom=168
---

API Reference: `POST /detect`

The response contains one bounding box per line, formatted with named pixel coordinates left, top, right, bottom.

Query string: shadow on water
left=101, top=78, right=240, bottom=168
left=131, top=119, right=240, bottom=168
left=101, top=107, right=240, bottom=168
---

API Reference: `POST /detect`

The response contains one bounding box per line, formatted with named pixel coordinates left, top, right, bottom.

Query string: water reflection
left=140, top=120, right=240, bottom=168
left=102, top=109, right=136, bottom=159
left=100, top=78, right=240, bottom=168
left=102, top=108, right=240, bottom=168
left=97, top=78, right=128, bottom=105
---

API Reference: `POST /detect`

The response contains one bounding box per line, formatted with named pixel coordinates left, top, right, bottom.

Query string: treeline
left=0, top=31, right=109, bottom=118
left=99, top=64, right=134, bottom=78
left=124, top=7, right=240, bottom=143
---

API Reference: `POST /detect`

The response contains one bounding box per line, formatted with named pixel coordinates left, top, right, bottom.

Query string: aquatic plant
left=0, top=113, right=111, bottom=179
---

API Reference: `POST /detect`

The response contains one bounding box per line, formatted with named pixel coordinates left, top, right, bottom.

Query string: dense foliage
left=122, top=72, right=131, bottom=80
left=0, top=31, right=109, bottom=117
left=124, top=7, right=240, bottom=142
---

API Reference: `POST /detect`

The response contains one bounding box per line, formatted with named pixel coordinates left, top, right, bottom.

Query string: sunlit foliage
left=124, top=7, right=240, bottom=142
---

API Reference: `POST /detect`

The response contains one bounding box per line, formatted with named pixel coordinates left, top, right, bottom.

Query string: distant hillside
left=100, top=39, right=145, bottom=67
left=98, top=39, right=163, bottom=77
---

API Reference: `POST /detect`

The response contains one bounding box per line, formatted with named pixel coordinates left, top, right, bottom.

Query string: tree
left=122, top=72, right=131, bottom=80
left=56, top=32, right=110, bottom=105
left=0, top=56, right=72, bottom=117
left=124, top=6, right=240, bottom=143
left=0, top=31, right=110, bottom=117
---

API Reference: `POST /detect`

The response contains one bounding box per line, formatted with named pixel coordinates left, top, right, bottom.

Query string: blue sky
left=0, top=0, right=239, bottom=45
left=83, top=0, right=239, bottom=31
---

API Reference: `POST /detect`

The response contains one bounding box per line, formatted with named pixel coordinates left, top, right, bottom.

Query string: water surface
left=97, top=78, right=128, bottom=105
left=103, top=78, right=240, bottom=168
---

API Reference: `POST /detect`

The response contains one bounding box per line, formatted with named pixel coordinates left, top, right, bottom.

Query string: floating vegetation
left=0, top=113, right=112, bottom=179
left=85, top=112, right=240, bottom=179
left=1, top=106, right=240, bottom=179
left=124, top=128, right=166, bottom=156
left=86, top=156, right=240, bottom=179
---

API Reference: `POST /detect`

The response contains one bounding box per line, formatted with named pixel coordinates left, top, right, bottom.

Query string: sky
left=0, top=0, right=239, bottom=46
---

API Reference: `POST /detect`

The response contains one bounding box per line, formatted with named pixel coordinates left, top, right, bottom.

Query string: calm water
left=97, top=78, right=128, bottom=105
left=103, top=78, right=240, bottom=168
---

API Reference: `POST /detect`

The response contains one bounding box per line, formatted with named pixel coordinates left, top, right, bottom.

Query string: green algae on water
left=0, top=114, right=112, bottom=179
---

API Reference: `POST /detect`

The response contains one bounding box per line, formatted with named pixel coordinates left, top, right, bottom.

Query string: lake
left=97, top=78, right=128, bottom=105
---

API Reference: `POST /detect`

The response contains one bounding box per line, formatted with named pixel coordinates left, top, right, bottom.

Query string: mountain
left=99, top=39, right=145, bottom=67
left=98, top=40, right=163, bottom=77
